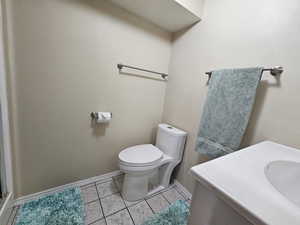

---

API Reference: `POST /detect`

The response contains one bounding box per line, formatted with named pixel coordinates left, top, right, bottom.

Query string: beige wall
left=5, top=0, right=171, bottom=196
left=174, top=0, right=203, bottom=16
left=163, top=0, right=300, bottom=193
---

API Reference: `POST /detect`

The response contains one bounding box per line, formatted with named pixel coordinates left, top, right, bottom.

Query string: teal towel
left=195, top=67, right=263, bottom=158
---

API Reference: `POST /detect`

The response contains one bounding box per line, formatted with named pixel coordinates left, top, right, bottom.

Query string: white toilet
left=118, top=123, right=187, bottom=201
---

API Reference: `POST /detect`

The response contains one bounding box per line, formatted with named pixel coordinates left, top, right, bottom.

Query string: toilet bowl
left=118, top=124, right=187, bottom=201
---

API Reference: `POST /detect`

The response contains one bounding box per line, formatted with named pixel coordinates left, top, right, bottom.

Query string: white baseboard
left=174, top=179, right=192, bottom=199
left=14, top=170, right=122, bottom=206
left=0, top=192, right=14, bottom=225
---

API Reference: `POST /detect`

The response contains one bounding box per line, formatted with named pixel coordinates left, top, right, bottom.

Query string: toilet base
left=122, top=170, right=155, bottom=201
left=146, top=185, right=165, bottom=197
left=121, top=161, right=179, bottom=201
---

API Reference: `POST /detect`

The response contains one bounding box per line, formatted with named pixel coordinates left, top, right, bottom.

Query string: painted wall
left=175, top=0, right=203, bottom=16
left=163, top=0, right=300, bottom=192
left=5, top=0, right=171, bottom=196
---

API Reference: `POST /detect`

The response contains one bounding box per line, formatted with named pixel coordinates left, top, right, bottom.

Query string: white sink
left=190, top=141, right=300, bottom=225
left=265, top=160, right=300, bottom=208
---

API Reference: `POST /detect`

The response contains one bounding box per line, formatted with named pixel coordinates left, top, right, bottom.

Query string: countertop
left=190, top=141, right=300, bottom=225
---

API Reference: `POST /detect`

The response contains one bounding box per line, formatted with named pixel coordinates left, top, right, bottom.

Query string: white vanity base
left=188, top=183, right=252, bottom=225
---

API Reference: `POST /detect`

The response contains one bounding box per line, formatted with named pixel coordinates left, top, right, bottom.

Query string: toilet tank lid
left=159, top=124, right=187, bottom=137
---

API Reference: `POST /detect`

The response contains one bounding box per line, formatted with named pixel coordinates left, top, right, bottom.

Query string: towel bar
left=205, top=66, right=283, bottom=81
left=117, top=63, right=168, bottom=80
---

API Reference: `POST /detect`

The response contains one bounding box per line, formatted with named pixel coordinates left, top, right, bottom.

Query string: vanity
left=189, top=141, right=300, bottom=225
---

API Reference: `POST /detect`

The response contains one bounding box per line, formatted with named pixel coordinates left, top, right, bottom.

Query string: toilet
left=118, top=123, right=187, bottom=201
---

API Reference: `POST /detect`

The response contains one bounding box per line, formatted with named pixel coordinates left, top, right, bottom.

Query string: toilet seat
left=119, top=144, right=163, bottom=167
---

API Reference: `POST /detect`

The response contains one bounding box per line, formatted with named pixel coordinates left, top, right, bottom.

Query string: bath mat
left=142, top=200, right=190, bottom=225
left=15, top=187, right=84, bottom=225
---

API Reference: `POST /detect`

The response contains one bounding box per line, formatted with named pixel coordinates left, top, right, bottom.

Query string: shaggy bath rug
left=142, top=200, right=190, bottom=225
left=15, top=187, right=84, bottom=225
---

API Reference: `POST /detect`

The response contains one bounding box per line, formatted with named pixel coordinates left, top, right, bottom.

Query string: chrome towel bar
left=117, top=63, right=168, bottom=80
left=205, top=66, right=283, bottom=79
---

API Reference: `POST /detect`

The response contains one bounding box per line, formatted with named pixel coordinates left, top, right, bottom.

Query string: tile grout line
left=126, top=208, right=136, bottom=225
left=173, top=186, right=188, bottom=200
left=95, top=184, right=120, bottom=200
left=160, top=186, right=188, bottom=205
left=104, top=207, right=128, bottom=218
left=144, top=198, right=156, bottom=215
left=125, top=190, right=165, bottom=224
left=84, top=198, right=101, bottom=205
left=110, top=175, right=179, bottom=224
left=10, top=206, right=19, bottom=225
left=113, top=176, right=143, bottom=225
left=144, top=191, right=161, bottom=200
left=85, top=183, right=104, bottom=225
left=173, top=184, right=191, bottom=200
left=111, top=177, right=125, bottom=208
left=99, top=191, right=120, bottom=199
left=94, top=182, right=107, bottom=225
left=95, top=177, right=122, bottom=201
left=80, top=178, right=115, bottom=190
left=124, top=200, right=142, bottom=208
left=160, top=192, right=171, bottom=205
left=99, top=196, right=127, bottom=218
left=96, top=191, right=120, bottom=202
left=111, top=176, right=135, bottom=225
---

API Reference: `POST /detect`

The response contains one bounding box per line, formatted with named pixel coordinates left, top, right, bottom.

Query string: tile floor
left=6, top=174, right=191, bottom=225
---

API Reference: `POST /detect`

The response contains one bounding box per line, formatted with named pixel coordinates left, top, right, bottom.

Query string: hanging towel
left=195, top=67, right=263, bottom=158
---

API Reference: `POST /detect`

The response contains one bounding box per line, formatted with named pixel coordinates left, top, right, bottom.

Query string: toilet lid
left=119, top=144, right=163, bottom=167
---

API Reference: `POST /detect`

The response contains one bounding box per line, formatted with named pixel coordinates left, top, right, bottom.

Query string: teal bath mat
left=142, top=200, right=190, bottom=225
left=15, top=187, right=84, bottom=225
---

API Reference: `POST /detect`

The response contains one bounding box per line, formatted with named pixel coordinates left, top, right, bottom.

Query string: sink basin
left=265, top=160, right=300, bottom=207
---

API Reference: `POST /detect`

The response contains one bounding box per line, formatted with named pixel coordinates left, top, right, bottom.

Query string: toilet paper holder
left=90, top=112, right=112, bottom=122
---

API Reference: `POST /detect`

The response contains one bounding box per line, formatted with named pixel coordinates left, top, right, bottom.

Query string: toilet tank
left=155, top=124, right=187, bottom=161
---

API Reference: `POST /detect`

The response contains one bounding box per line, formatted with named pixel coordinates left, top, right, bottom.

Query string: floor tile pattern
left=128, top=201, right=154, bottom=225
left=82, top=184, right=99, bottom=204
left=6, top=174, right=191, bottom=225
left=146, top=194, right=169, bottom=214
